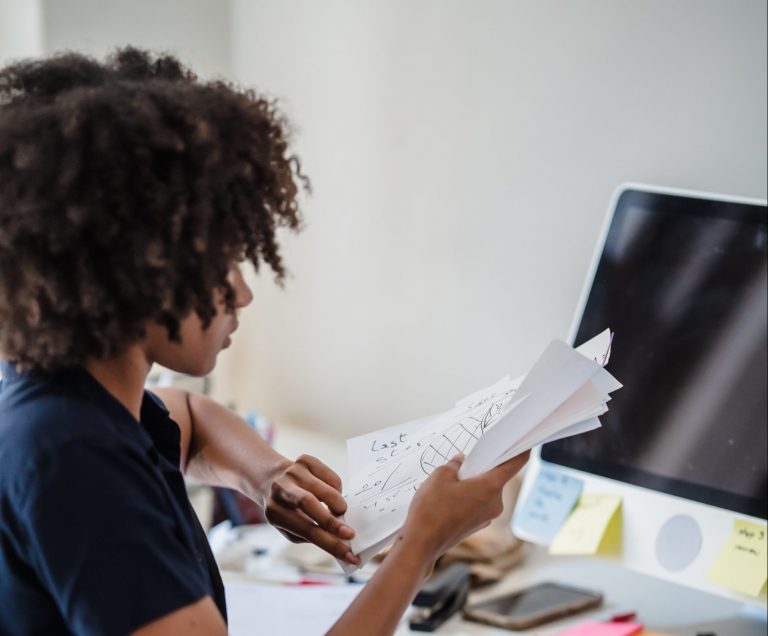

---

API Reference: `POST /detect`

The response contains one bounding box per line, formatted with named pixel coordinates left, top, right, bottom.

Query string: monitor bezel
left=540, top=184, right=768, bottom=521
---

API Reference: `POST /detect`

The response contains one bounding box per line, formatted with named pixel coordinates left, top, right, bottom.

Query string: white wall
left=40, top=0, right=231, bottom=79
left=0, top=0, right=42, bottom=63
left=227, top=0, right=767, bottom=439
left=2, top=1, right=766, bottom=441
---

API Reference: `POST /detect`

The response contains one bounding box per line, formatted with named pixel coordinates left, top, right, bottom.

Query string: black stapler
left=409, top=563, right=471, bottom=632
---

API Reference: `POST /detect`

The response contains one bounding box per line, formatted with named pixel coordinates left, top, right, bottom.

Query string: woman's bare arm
left=327, top=452, right=529, bottom=635
left=151, top=387, right=358, bottom=564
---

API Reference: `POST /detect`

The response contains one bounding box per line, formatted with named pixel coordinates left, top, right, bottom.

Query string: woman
left=0, top=48, right=528, bottom=635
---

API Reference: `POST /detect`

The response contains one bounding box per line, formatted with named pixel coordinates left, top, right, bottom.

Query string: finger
left=488, top=450, right=531, bottom=484
left=277, top=527, right=307, bottom=544
left=443, top=453, right=465, bottom=475
left=273, top=476, right=347, bottom=516
left=295, top=489, right=355, bottom=539
left=296, top=454, right=343, bottom=491
left=266, top=502, right=360, bottom=565
left=293, top=472, right=348, bottom=516
left=273, top=485, right=354, bottom=539
left=291, top=458, right=347, bottom=515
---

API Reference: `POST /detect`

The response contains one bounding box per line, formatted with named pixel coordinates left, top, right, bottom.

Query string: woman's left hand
left=265, top=454, right=360, bottom=565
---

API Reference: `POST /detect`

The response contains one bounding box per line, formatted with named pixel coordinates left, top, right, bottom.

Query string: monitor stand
left=655, top=514, right=703, bottom=572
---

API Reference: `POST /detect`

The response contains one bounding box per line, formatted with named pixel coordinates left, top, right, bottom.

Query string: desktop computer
left=514, top=185, right=767, bottom=622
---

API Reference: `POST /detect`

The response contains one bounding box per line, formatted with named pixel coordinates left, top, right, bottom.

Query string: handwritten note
left=345, top=414, right=441, bottom=475
left=513, top=468, right=584, bottom=542
left=554, top=622, right=643, bottom=636
left=343, top=376, right=522, bottom=551
left=549, top=493, right=622, bottom=555
left=340, top=330, right=620, bottom=572
left=707, top=518, right=768, bottom=597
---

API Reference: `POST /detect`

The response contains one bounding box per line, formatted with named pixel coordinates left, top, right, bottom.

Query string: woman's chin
left=161, top=354, right=218, bottom=377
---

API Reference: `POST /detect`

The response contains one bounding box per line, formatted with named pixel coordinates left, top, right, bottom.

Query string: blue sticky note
left=514, top=468, right=584, bottom=542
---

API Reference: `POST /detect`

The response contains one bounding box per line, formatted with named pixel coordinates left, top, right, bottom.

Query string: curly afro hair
left=0, top=47, right=309, bottom=371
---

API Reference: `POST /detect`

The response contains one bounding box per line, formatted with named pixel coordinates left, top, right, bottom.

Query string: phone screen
left=472, top=582, right=598, bottom=617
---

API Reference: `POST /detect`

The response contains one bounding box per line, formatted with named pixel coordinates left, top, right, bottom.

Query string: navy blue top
left=0, top=360, right=227, bottom=635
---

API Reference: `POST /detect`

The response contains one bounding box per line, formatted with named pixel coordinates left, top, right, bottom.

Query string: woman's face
left=145, top=264, right=253, bottom=376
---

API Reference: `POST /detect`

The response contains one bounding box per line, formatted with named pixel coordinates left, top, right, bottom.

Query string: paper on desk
left=225, top=580, right=362, bottom=636
left=340, top=330, right=620, bottom=572
left=549, top=493, right=623, bottom=555
left=706, top=518, right=768, bottom=597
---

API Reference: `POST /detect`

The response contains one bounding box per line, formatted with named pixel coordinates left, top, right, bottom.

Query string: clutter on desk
left=342, top=329, right=621, bottom=572
left=409, top=563, right=471, bottom=632
left=441, top=475, right=530, bottom=585
left=513, top=467, right=584, bottom=542
left=549, top=494, right=622, bottom=556
left=706, top=517, right=767, bottom=596
left=209, top=520, right=377, bottom=584
left=371, top=474, right=531, bottom=587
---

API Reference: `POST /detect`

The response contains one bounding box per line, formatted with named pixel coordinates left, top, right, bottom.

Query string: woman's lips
left=223, top=322, right=238, bottom=348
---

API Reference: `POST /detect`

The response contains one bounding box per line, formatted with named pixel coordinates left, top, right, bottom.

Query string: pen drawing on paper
left=420, top=387, right=517, bottom=474
left=341, top=329, right=620, bottom=571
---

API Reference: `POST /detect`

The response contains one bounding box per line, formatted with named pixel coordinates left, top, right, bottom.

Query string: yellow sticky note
left=549, top=493, right=622, bottom=555
left=707, top=518, right=767, bottom=597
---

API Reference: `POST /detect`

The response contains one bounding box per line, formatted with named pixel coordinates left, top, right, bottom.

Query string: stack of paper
left=340, top=329, right=621, bottom=572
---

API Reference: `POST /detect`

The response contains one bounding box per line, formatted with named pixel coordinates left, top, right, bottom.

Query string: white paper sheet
left=345, top=413, right=442, bottom=474
left=340, top=329, right=619, bottom=571
left=225, top=580, right=362, bottom=636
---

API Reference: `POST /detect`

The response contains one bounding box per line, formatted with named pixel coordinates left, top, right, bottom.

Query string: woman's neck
left=84, top=345, right=151, bottom=421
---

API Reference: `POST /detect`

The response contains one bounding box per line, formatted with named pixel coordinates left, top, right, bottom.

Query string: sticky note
left=555, top=621, right=643, bottom=636
left=707, top=518, right=767, bottom=597
left=514, top=468, right=584, bottom=542
left=549, top=493, right=622, bottom=555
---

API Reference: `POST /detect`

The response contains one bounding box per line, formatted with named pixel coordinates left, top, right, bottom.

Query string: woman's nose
left=229, top=264, right=254, bottom=308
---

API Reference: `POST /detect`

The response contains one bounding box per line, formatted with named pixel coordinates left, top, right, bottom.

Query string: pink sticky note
left=555, top=622, right=644, bottom=636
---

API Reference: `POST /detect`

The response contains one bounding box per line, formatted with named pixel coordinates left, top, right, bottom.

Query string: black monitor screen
left=541, top=189, right=768, bottom=520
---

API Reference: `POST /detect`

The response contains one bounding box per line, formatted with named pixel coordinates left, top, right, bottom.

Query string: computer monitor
left=514, top=184, right=767, bottom=606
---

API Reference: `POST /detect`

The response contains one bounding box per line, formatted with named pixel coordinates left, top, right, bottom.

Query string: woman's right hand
left=327, top=450, right=531, bottom=636
left=399, top=451, right=531, bottom=560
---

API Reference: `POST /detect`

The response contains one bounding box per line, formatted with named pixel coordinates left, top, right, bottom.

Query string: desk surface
left=226, top=425, right=766, bottom=635
left=220, top=526, right=765, bottom=636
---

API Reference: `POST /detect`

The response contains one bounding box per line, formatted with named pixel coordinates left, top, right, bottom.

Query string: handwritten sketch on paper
left=340, top=329, right=621, bottom=572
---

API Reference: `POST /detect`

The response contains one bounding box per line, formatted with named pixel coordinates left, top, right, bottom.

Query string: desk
left=220, top=525, right=765, bottom=636
left=221, top=426, right=766, bottom=635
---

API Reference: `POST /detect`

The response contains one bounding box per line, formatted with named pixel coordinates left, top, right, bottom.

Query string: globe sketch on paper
left=419, top=390, right=516, bottom=475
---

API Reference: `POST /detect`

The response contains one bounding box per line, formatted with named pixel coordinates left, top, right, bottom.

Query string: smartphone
left=463, top=581, right=602, bottom=630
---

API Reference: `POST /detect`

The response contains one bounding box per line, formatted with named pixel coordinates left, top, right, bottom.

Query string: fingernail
left=339, top=524, right=355, bottom=538
left=346, top=551, right=360, bottom=564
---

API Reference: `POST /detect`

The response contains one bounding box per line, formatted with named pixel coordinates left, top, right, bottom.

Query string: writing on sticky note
left=707, top=518, right=767, bottom=597
left=554, top=621, right=643, bottom=636
left=514, top=468, right=583, bottom=542
left=549, top=493, right=622, bottom=555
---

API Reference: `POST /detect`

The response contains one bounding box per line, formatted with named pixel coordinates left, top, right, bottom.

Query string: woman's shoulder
left=0, top=370, right=142, bottom=496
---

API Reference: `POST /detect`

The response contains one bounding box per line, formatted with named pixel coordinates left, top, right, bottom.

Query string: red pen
left=610, top=612, right=637, bottom=623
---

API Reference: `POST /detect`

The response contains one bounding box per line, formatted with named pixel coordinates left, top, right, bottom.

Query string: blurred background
left=2, top=0, right=766, bottom=450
